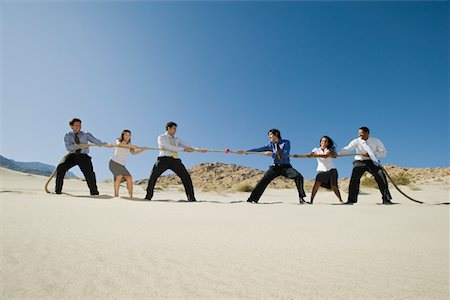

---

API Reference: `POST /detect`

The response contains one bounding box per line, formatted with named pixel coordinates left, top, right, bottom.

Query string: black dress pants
left=348, top=160, right=392, bottom=203
left=145, top=157, right=195, bottom=200
left=248, top=164, right=306, bottom=203
left=55, top=153, right=99, bottom=195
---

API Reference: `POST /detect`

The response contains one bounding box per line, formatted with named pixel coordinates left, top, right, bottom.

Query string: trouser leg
left=282, top=166, right=306, bottom=199
left=368, top=162, right=392, bottom=201
left=171, top=159, right=195, bottom=200
left=77, top=154, right=99, bottom=195
left=55, top=154, right=77, bottom=193
left=145, top=159, right=169, bottom=199
left=249, top=166, right=280, bottom=202
left=348, top=161, right=368, bottom=203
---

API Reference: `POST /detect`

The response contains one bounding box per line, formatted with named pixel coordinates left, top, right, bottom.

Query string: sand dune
left=1, top=167, right=449, bottom=299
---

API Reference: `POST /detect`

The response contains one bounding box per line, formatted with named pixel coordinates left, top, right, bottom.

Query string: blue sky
left=1, top=1, right=448, bottom=182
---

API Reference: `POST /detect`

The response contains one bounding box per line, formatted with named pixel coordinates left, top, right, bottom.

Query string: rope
left=379, top=165, right=424, bottom=204
left=46, top=145, right=446, bottom=205
left=44, top=151, right=71, bottom=193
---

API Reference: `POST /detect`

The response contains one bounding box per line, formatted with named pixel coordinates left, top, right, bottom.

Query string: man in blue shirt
left=55, top=118, right=111, bottom=195
left=238, top=129, right=306, bottom=204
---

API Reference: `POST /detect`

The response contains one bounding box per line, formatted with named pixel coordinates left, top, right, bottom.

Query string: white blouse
left=312, top=147, right=337, bottom=172
left=111, top=140, right=131, bottom=166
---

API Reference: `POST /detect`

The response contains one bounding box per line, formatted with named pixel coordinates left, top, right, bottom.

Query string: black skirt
left=315, top=168, right=338, bottom=189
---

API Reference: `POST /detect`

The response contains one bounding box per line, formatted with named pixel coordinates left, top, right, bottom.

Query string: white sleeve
left=374, top=139, right=387, bottom=158
left=338, top=139, right=356, bottom=155
left=178, top=138, right=196, bottom=150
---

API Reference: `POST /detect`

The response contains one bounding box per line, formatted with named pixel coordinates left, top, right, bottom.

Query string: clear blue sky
left=1, top=1, right=448, bottom=182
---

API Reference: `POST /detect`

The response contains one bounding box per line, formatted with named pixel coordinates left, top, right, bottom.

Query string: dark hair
left=320, top=136, right=336, bottom=151
left=119, top=129, right=131, bottom=144
left=69, top=118, right=81, bottom=126
left=359, top=126, right=370, bottom=134
left=268, top=129, right=281, bottom=139
left=166, top=121, right=177, bottom=130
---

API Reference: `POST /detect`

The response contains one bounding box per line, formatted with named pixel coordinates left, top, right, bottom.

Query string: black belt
left=273, top=163, right=290, bottom=167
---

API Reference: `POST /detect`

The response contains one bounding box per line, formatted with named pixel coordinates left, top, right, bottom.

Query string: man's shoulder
left=368, top=137, right=382, bottom=143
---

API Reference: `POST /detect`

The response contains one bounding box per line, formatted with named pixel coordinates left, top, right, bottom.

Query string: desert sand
left=1, top=167, right=449, bottom=299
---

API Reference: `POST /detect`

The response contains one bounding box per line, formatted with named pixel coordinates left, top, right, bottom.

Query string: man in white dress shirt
left=339, top=127, right=393, bottom=205
left=145, top=122, right=205, bottom=202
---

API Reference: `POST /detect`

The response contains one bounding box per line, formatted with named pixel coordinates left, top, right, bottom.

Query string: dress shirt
left=338, top=137, right=387, bottom=162
left=64, top=131, right=106, bottom=154
left=312, top=147, right=336, bottom=171
left=158, top=132, right=196, bottom=157
left=248, top=139, right=291, bottom=164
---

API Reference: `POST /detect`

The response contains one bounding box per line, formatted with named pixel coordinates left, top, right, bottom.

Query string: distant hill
left=0, top=155, right=77, bottom=178
left=134, top=162, right=450, bottom=192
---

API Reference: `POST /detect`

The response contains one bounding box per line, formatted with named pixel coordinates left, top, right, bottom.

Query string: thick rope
left=379, top=165, right=424, bottom=204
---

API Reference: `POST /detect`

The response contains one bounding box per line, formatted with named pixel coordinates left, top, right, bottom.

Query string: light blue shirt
left=64, top=131, right=106, bottom=154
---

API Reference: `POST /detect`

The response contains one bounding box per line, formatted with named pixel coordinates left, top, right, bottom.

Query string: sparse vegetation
left=233, top=182, right=254, bottom=192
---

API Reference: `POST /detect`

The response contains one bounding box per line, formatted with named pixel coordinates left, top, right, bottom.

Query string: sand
left=1, top=167, right=449, bottom=299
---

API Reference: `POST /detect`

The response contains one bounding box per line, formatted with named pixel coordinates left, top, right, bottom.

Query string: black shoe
left=299, top=198, right=306, bottom=204
left=144, top=195, right=152, bottom=201
left=188, top=197, right=197, bottom=202
left=382, top=200, right=395, bottom=205
left=343, top=201, right=355, bottom=205
left=90, top=191, right=99, bottom=196
left=247, top=198, right=257, bottom=203
left=54, top=191, right=62, bottom=195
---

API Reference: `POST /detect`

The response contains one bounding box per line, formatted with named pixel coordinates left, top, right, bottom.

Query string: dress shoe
left=188, top=197, right=197, bottom=202
left=90, top=191, right=99, bottom=196
left=382, top=199, right=395, bottom=205
left=144, top=195, right=152, bottom=201
left=342, top=201, right=355, bottom=205
left=247, top=198, right=257, bottom=203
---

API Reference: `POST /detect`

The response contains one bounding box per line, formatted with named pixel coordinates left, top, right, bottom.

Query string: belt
left=273, top=163, right=290, bottom=167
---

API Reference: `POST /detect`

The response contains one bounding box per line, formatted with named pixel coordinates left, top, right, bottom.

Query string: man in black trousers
left=338, top=126, right=393, bottom=205
left=55, top=118, right=112, bottom=195
left=145, top=122, right=206, bottom=202
left=238, top=129, right=306, bottom=204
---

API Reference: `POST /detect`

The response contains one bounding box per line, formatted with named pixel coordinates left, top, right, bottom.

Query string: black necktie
left=275, top=142, right=282, bottom=160
left=74, top=133, right=81, bottom=154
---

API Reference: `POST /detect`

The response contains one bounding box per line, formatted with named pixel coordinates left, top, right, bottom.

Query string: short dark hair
left=359, top=126, right=370, bottom=134
left=268, top=128, right=281, bottom=139
left=166, top=121, right=177, bottom=130
left=69, top=118, right=82, bottom=126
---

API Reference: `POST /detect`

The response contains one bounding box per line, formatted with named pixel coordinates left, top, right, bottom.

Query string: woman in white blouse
left=109, top=130, right=145, bottom=197
left=307, top=136, right=343, bottom=204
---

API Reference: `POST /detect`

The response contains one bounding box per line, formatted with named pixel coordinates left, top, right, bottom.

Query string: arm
left=247, top=145, right=271, bottom=152
left=131, top=148, right=146, bottom=155
left=86, top=132, right=106, bottom=145
left=373, top=139, right=387, bottom=158
left=338, top=139, right=356, bottom=155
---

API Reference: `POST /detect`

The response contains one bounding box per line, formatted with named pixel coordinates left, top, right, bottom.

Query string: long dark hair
left=320, top=135, right=336, bottom=152
left=118, top=129, right=131, bottom=144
